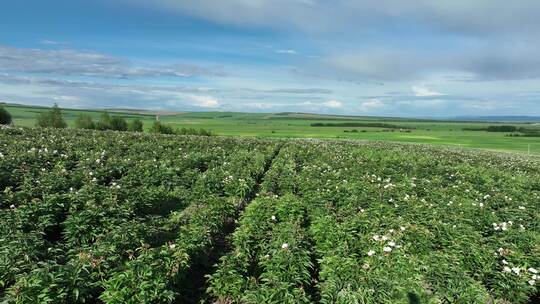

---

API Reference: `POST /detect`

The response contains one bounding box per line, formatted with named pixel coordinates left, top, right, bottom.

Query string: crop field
left=0, top=126, right=539, bottom=303
left=4, top=104, right=540, bottom=156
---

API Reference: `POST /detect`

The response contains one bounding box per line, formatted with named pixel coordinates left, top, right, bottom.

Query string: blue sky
left=1, top=0, right=540, bottom=116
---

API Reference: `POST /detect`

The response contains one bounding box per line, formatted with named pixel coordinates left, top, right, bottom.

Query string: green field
left=1, top=127, right=538, bottom=303
left=4, top=103, right=540, bottom=156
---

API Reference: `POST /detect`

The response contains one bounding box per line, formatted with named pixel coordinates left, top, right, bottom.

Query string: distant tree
left=96, top=112, right=112, bottom=130
left=175, top=126, right=213, bottom=136
left=198, top=128, right=213, bottom=136
left=486, top=125, right=517, bottom=132
left=36, top=104, right=67, bottom=128
left=0, top=107, right=12, bottom=125
left=128, top=119, right=144, bottom=132
left=150, top=121, right=174, bottom=134
left=110, top=116, right=128, bottom=131
left=74, top=114, right=95, bottom=129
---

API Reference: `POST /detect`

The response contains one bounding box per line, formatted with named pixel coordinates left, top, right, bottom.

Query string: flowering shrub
left=0, top=127, right=278, bottom=303
left=0, top=127, right=538, bottom=303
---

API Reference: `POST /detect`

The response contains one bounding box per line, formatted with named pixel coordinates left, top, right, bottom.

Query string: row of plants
left=206, top=141, right=539, bottom=303
left=1, top=126, right=538, bottom=303
left=0, top=126, right=278, bottom=303
left=208, top=146, right=314, bottom=303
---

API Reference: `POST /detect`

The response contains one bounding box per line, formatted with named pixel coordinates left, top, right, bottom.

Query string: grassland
left=3, top=103, right=540, bottom=156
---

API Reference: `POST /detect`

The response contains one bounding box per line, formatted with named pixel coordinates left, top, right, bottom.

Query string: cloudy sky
left=1, top=0, right=540, bottom=116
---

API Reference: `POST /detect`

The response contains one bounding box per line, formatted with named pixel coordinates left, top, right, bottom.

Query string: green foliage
left=74, top=113, right=96, bottom=129
left=0, top=106, right=12, bottom=125
left=0, top=127, right=278, bottom=303
left=96, top=112, right=112, bottom=130
left=311, top=122, right=414, bottom=129
left=110, top=117, right=128, bottom=131
left=176, top=127, right=213, bottom=136
left=0, top=127, right=539, bottom=303
left=150, top=121, right=174, bottom=134
left=35, top=104, right=67, bottom=128
left=486, top=125, right=518, bottom=132
left=128, top=119, right=143, bottom=132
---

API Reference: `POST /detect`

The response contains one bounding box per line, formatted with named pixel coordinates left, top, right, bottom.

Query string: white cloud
left=0, top=45, right=225, bottom=79
left=323, top=100, right=343, bottom=108
left=40, top=40, right=64, bottom=46
left=247, top=102, right=274, bottom=109
left=188, top=95, right=220, bottom=108
left=276, top=49, right=298, bottom=55
left=128, top=1, right=540, bottom=37
left=52, top=95, right=81, bottom=102
left=412, top=85, right=443, bottom=97
left=359, top=99, right=385, bottom=112
left=323, top=43, right=540, bottom=81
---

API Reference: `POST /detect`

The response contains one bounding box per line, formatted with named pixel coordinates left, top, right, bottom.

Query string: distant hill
left=449, top=116, right=540, bottom=123
left=2, top=102, right=539, bottom=123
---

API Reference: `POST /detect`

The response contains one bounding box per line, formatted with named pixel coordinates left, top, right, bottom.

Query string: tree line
left=0, top=106, right=12, bottom=125
left=0, top=104, right=213, bottom=136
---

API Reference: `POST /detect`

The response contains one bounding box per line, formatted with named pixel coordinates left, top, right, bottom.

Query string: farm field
left=3, top=104, right=540, bottom=156
left=1, top=126, right=538, bottom=303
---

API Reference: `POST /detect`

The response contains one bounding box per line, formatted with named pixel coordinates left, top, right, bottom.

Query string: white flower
left=388, top=241, right=396, bottom=247
left=367, top=250, right=375, bottom=256
left=281, top=243, right=289, bottom=249
left=271, top=215, right=276, bottom=221
left=383, top=246, right=392, bottom=253
left=503, top=266, right=512, bottom=273
left=511, top=267, right=521, bottom=275
left=362, top=263, right=370, bottom=269
left=9, top=204, right=16, bottom=209
left=169, top=243, right=176, bottom=249
left=381, top=235, right=389, bottom=241
left=502, top=260, right=509, bottom=265
left=518, top=206, right=526, bottom=210
left=373, top=235, right=380, bottom=241
left=528, top=280, right=535, bottom=286
left=528, top=268, right=538, bottom=274
left=400, top=226, right=406, bottom=231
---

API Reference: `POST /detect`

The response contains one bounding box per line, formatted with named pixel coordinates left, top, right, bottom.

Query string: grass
left=3, top=103, right=540, bottom=156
